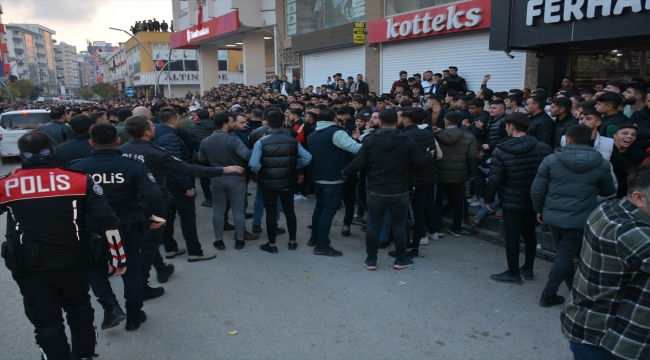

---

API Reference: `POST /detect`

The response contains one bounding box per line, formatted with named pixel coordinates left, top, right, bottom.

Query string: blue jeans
left=252, top=185, right=280, bottom=226
left=311, top=183, right=344, bottom=245
left=475, top=193, right=501, bottom=221
left=543, top=227, right=583, bottom=296
left=366, top=192, right=409, bottom=262
left=89, top=228, right=142, bottom=311
left=569, top=342, right=615, bottom=360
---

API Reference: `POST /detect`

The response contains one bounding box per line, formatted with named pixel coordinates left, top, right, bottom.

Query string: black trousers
left=15, top=267, right=96, bottom=360
left=503, top=209, right=538, bottom=276
left=163, top=184, right=203, bottom=256
left=435, top=182, right=465, bottom=231
left=261, top=188, right=296, bottom=244
left=342, top=175, right=358, bottom=226
left=408, top=182, right=437, bottom=249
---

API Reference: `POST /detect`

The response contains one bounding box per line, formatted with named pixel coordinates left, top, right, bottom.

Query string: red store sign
left=368, top=0, right=491, bottom=43
left=170, top=10, right=240, bottom=49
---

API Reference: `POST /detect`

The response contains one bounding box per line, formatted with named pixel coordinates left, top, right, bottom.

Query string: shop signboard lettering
left=368, top=0, right=490, bottom=43
left=526, top=0, right=650, bottom=26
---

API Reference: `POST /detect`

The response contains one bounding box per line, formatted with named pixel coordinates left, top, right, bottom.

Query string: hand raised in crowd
left=223, top=165, right=245, bottom=174
left=483, top=74, right=491, bottom=84
left=474, top=119, right=484, bottom=129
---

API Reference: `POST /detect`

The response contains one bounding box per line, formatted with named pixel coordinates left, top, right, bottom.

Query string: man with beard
left=199, top=113, right=254, bottom=251
left=622, top=82, right=648, bottom=118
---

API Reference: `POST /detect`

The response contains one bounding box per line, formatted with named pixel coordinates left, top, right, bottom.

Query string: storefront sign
left=526, top=0, right=650, bottom=26
left=489, top=0, right=650, bottom=51
left=368, top=0, right=490, bottom=43
left=170, top=10, right=240, bottom=49
left=353, top=22, right=366, bottom=44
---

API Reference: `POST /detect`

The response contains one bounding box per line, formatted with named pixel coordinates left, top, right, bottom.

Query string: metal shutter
left=381, top=31, right=526, bottom=94
left=303, top=46, right=366, bottom=91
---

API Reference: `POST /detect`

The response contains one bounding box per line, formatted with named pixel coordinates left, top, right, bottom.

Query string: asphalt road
left=0, top=167, right=572, bottom=359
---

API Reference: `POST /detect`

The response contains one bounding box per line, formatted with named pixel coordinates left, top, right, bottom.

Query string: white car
left=0, top=110, right=51, bottom=163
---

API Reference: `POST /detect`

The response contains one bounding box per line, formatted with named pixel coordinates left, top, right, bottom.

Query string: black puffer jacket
left=484, top=135, right=552, bottom=211
left=486, top=113, right=507, bottom=152
left=527, top=111, right=556, bottom=148
left=401, top=124, right=437, bottom=184
left=554, top=113, right=578, bottom=149
left=435, top=127, right=477, bottom=184
left=630, top=106, right=650, bottom=150
left=188, top=119, right=216, bottom=163
left=153, top=124, right=194, bottom=190
left=258, top=130, right=298, bottom=191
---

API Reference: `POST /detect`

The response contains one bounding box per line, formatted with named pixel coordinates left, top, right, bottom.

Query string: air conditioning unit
left=237, top=63, right=244, bottom=72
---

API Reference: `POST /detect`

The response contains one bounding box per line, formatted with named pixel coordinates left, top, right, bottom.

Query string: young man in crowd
left=532, top=124, right=616, bottom=305
left=549, top=97, right=578, bottom=149
left=484, top=113, right=552, bottom=284
left=595, top=92, right=627, bottom=137
left=343, top=109, right=435, bottom=270
left=250, top=111, right=312, bottom=254
left=435, top=112, right=477, bottom=237
left=526, top=96, right=556, bottom=148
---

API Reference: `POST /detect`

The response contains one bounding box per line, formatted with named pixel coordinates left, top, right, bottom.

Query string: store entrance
left=570, top=48, right=650, bottom=88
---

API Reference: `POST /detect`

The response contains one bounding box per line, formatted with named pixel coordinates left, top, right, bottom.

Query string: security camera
left=505, top=51, right=515, bottom=60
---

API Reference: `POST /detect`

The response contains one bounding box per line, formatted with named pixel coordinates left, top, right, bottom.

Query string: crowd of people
left=130, top=18, right=171, bottom=34
left=1, top=66, right=649, bottom=360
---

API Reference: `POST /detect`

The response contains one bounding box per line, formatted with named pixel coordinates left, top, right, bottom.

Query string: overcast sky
left=3, top=0, right=173, bottom=51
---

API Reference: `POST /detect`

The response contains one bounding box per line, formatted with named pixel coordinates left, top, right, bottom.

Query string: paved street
left=0, top=174, right=572, bottom=359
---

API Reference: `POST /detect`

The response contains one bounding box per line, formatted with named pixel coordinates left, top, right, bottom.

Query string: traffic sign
left=125, top=87, right=134, bottom=97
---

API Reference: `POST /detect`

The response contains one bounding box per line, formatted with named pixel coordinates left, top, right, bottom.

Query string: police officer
left=69, top=123, right=166, bottom=332
left=119, top=115, right=243, bottom=300
left=0, top=131, right=125, bottom=360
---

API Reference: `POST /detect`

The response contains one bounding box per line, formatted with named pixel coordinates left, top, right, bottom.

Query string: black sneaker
left=252, top=225, right=263, bottom=234
left=313, top=244, right=343, bottom=257
left=200, top=200, right=212, bottom=207
left=142, top=283, right=164, bottom=301
left=213, top=239, right=225, bottom=250
left=307, top=238, right=318, bottom=247
left=539, top=294, right=566, bottom=308
left=520, top=267, right=534, bottom=281
left=235, top=240, right=245, bottom=250
left=288, top=241, right=297, bottom=250
left=243, top=230, right=259, bottom=240
left=388, top=249, right=418, bottom=259
left=260, top=242, right=278, bottom=253
left=276, top=227, right=286, bottom=235
left=341, top=225, right=351, bottom=236
left=364, top=260, right=377, bottom=271
left=490, top=271, right=523, bottom=284
left=156, top=264, right=175, bottom=284
left=125, top=310, right=147, bottom=331
left=223, top=222, right=235, bottom=231
left=393, top=259, right=414, bottom=270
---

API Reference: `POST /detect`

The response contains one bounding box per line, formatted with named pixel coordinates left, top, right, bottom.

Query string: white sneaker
left=466, top=196, right=478, bottom=204
left=420, top=236, right=429, bottom=245
left=428, top=232, right=440, bottom=241
left=469, top=199, right=485, bottom=207
left=293, top=194, right=308, bottom=201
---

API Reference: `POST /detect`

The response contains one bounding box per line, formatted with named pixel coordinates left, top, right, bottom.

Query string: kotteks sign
left=368, top=0, right=491, bottom=43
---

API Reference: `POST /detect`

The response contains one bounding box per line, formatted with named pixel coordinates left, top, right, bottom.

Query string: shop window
left=384, top=0, right=460, bottom=16
left=218, top=60, right=227, bottom=71
left=286, top=0, right=365, bottom=37
left=570, top=49, right=650, bottom=89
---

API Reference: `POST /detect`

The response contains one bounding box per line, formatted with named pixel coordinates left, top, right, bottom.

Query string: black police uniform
left=118, top=138, right=223, bottom=291
left=0, top=158, right=123, bottom=360
left=54, top=133, right=93, bottom=168
left=68, top=149, right=165, bottom=330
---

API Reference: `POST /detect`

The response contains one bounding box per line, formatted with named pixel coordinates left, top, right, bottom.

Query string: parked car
left=0, top=110, right=51, bottom=163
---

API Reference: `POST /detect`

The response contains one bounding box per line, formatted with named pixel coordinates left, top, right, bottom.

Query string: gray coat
left=531, top=145, right=616, bottom=229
